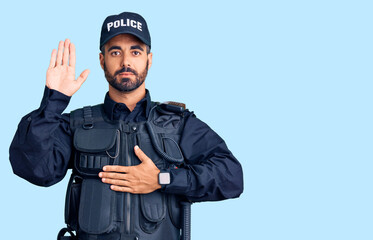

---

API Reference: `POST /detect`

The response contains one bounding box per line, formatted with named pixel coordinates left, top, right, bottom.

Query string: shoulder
left=149, top=101, right=193, bottom=132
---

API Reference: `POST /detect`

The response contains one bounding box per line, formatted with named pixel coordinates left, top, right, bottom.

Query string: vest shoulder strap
left=70, top=104, right=104, bottom=133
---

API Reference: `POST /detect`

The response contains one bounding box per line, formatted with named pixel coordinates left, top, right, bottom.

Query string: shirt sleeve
left=162, top=112, right=244, bottom=202
left=9, top=86, right=73, bottom=187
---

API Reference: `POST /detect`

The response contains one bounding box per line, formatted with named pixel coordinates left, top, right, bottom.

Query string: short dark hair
left=100, top=45, right=150, bottom=56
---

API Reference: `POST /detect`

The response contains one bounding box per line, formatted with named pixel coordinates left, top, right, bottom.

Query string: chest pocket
left=73, top=128, right=120, bottom=177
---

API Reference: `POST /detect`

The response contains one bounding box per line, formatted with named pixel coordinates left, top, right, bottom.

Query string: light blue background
left=1, top=0, right=372, bottom=239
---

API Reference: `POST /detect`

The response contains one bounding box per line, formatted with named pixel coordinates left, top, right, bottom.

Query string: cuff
left=162, top=168, right=189, bottom=195
left=40, top=86, right=71, bottom=114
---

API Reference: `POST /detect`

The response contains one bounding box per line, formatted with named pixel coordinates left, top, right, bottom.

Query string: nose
left=121, top=53, right=131, bottom=68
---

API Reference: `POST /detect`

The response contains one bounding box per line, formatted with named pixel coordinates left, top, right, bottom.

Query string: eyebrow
left=130, top=45, right=144, bottom=52
left=107, top=46, right=122, bottom=52
left=107, top=45, right=144, bottom=52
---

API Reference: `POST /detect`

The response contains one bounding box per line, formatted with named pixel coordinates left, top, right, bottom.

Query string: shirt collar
left=103, top=89, right=152, bottom=121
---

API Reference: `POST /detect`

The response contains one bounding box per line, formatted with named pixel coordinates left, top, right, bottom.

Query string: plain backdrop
left=1, top=0, right=372, bottom=239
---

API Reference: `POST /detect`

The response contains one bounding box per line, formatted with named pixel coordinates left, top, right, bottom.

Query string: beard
left=104, top=60, right=148, bottom=92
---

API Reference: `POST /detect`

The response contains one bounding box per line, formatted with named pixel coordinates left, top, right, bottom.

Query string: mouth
left=118, top=72, right=134, bottom=77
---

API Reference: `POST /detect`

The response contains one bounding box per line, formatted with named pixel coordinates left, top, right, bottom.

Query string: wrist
left=42, top=86, right=71, bottom=114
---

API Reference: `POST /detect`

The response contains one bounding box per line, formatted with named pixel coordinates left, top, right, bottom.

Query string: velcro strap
left=83, top=106, right=94, bottom=129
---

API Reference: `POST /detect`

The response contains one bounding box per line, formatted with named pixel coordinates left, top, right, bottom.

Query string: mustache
left=115, top=67, right=138, bottom=76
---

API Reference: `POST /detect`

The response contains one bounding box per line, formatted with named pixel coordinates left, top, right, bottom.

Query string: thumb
left=76, top=69, right=90, bottom=86
left=134, top=145, right=151, bottom=164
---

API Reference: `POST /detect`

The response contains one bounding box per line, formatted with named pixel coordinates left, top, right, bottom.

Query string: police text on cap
left=107, top=19, right=143, bottom=32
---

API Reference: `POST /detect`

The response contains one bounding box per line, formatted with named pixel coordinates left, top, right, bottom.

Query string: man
left=9, top=12, right=243, bottom=240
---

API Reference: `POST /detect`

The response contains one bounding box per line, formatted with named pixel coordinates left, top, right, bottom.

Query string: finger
left=99, top=171, right=128, bottom=180
left=102, top=177, right=129, bottom=186
left=69, top=42, right=76, bottom=67
left=76, top=69, right=90, bottom=86
left=134, top=145, right=151, bottom=163
left=102, top=165, right=130, bottom=173
left=48, top=49, right=57, bottom=69
left=62, top=39, right=70, bottom=65
left=56, top=41, right=64, bottom=66
left=110, top=185, right=133, bottom=193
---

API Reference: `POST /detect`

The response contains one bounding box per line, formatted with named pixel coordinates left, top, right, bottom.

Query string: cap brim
left=100, top=30, right=151, bottom=49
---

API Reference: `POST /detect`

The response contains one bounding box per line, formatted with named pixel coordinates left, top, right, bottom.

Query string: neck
left=108, top=83, right=146, bottom=111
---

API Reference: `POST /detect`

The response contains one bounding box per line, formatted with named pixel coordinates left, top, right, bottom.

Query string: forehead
left=105, top=34, right=145, bottom=49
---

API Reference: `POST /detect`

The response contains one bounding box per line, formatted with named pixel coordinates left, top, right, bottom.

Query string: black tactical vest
left=63, top=102, right=188, bottom=240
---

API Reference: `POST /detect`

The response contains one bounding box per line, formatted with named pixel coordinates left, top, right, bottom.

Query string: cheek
left=136, top=57, right=149, bottom=70
left=105, top=58, right=121, bottom=72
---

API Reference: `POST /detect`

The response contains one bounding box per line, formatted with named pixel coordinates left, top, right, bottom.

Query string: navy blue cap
left=100, top=12, right=151, bottom=50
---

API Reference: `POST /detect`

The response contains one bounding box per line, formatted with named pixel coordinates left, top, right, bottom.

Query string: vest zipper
left=125, top=130, right=132, bottom=234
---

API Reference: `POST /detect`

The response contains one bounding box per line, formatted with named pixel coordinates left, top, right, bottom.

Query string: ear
left=99, top=53, right=104, bottom=70
left=147, top=52, right=153, bottom=70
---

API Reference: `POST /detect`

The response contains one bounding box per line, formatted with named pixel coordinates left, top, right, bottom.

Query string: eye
left=110, top=51, right=121, bottom=56
left=132, top=51, right=141, bottom=56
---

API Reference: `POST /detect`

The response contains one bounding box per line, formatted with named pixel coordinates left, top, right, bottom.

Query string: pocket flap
left=140, top=191, right=166, bottom=222
left=74, top=128, right=118, bottom=152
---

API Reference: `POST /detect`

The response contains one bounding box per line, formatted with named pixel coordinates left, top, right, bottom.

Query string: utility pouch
left=78, top=178, right=116, bottom=235
left=139, top=190, right=166, bottom=234
left=71, top=127, right=120, bottom=235
left=73, top=128, right=120, bottom=177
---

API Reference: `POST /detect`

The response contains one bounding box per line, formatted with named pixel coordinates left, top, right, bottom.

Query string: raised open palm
left=46, top=39, right=90, bottom=96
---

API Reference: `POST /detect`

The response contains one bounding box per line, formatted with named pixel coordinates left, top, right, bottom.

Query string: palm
left=46, top=39, right=89, bottom=96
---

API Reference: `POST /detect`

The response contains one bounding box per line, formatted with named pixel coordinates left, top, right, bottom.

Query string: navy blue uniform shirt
left=9, top=87, right=243, bottom=202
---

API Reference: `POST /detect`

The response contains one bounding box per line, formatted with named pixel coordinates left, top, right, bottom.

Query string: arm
left=9, top=39, right=89, bottom=187
left=9, top=88, right=72, bottom=186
